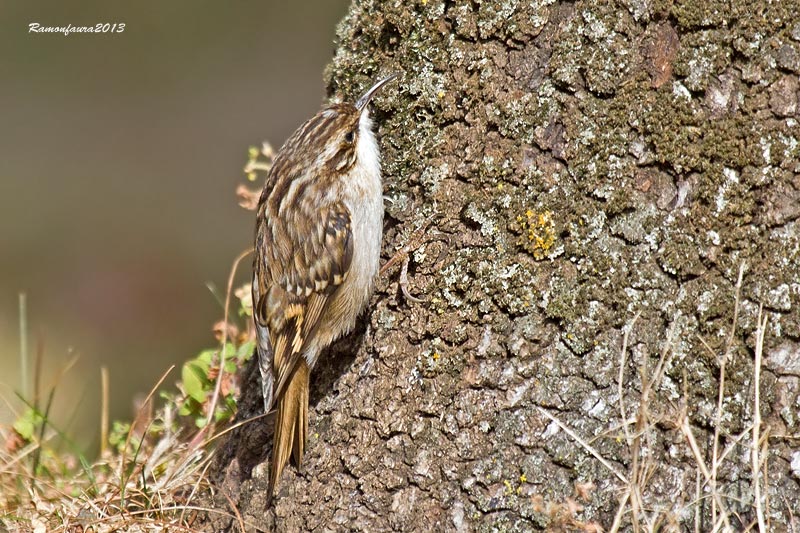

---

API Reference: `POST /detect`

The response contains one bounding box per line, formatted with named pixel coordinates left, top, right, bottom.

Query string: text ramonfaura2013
left=28, top=23, right=126, bottom=36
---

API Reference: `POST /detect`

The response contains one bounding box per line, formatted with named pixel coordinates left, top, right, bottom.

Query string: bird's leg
left=399, top=254, right=425, bottom=303
left=380, top=221, right=449, bottom=303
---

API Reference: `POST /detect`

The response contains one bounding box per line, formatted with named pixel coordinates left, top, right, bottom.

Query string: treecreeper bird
left=252, top=75, right=396, bottom=504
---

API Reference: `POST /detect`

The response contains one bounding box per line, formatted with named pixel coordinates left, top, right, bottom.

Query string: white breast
left=347, top=109, right=383, bottom=292
left=305, top=109, right=384, bottom=368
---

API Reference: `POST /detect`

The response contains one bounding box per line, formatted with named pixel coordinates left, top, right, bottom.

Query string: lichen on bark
left=208, top=1, right=800, bottom=531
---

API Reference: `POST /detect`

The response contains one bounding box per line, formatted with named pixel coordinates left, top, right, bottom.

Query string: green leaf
left=178, top=401, right=193, bottom=416
left=237, top=340, right=256, bottom=362
left=195, top=349, right=216, bottom=367
left=159, top=390, right=175, bottom=401
left=108, top=421, right=131, bottom=449
left=225, top=395, right=237, bottom=410
left=182, top=361, right=209, bottom=403
left=220, top=343, right=236, bottom=359
left=13, top=415, right=34, bottom=440
left=13, top=408, right=42, bottom=440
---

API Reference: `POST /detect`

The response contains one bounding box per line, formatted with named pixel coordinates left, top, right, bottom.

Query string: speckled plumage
left=252, top=76, right=394, bottom=504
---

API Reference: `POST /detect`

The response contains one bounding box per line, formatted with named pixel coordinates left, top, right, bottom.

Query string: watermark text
left=29, top=23, right=126, bottom=36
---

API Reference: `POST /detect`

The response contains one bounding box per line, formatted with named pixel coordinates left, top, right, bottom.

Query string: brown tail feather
left=267, top=360, right=310, bottom=505
left=292, top=364, right=309, bottom=467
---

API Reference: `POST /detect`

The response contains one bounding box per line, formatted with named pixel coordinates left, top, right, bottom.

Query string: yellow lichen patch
left=516, top=209, right=556, bottom=260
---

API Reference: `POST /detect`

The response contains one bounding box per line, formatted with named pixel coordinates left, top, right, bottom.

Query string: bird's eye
left=344, top=130, right=355, bottom=143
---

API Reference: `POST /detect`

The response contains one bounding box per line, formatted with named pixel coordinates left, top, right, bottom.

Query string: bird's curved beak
left=355, top=73, right=398, bottom=111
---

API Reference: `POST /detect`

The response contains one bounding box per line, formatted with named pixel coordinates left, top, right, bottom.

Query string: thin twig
left=608, top=489, right=631, bottom=533
left=716, top=423, right=754, bottom=466
left=177, top=448, right=217, bottom=526
left=679, top=409, right=733, bottom=532
left=711, top=263, right=745, bottom=526
left=617, top=311, right=640, bottom=446
left=762, top=433, right=771, bottom=532
left=781, top=494, right=796, bottom=533
left=633, top=317, right=675, bottom=533
left=695, top=469, right=702, bottom=533
left=202, top=411, right=273, bottom=446
left=536, top=406, right=628, bottom=484
left=19, top=292, right=28, bottom=399
left=101, top=367, right=109, bottom=456
left=752, top=305, right=767, bottom=533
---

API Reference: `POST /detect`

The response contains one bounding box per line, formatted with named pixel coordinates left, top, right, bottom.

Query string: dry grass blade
left=218, top=487, right=246, bottom=533
left=602, top=276, right=783, bottom=533
left=710, top=263, right=745, bottom=527
left=608, top=489, right=631, bottom=533
left=679, top=396, right=733, bottom=532
left=613, top=312, right=678, bottom=533
left=118, top=364, right=175, bottom=505
left=203, top=248, right=253, bottom=433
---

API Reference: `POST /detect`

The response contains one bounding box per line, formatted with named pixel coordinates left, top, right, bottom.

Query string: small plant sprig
left=237, top=142, right=274, bottom=211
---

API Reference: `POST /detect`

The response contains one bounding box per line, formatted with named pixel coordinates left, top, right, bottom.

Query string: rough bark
left=208, top=1, right=800, bottom=531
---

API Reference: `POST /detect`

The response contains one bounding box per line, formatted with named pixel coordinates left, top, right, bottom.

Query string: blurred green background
left=0, top=1, right=349, bottom=448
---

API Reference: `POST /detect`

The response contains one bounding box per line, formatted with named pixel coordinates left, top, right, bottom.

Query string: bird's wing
left=255, top=200, right=353, bottom=503
left=253, top=201, right=353, bottom=409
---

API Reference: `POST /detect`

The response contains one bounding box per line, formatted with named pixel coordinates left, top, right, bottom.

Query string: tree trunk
left=209, top=1, right=800, bottom=531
